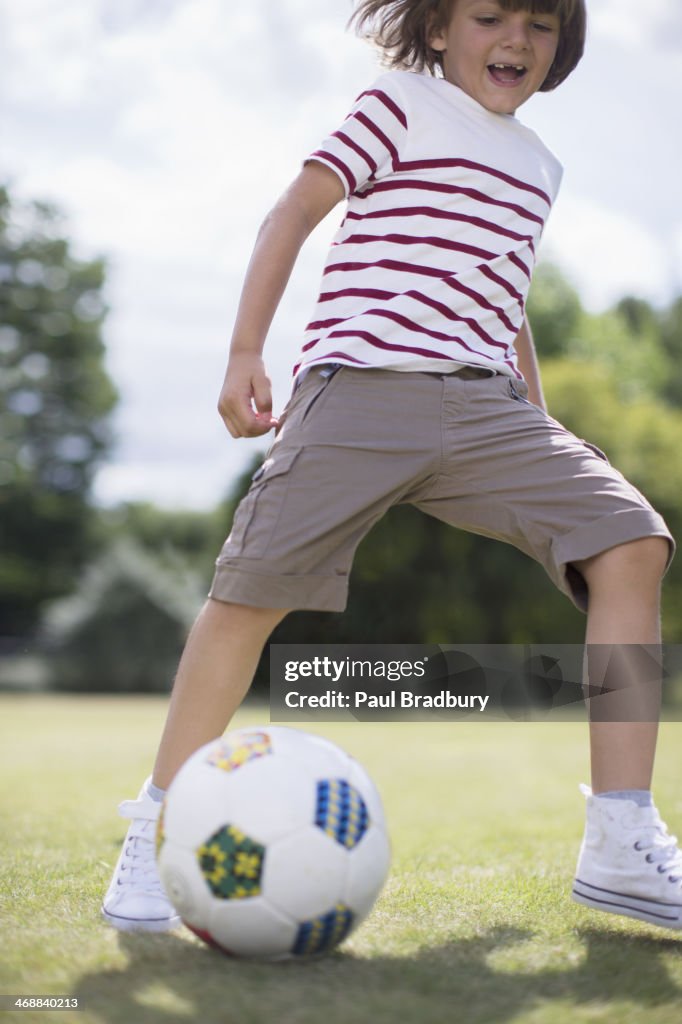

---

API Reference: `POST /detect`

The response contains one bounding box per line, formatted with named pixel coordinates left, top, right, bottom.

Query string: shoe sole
left=572, top=877, right=682, bottom=930
left=101, top=906, right=182, bottom=932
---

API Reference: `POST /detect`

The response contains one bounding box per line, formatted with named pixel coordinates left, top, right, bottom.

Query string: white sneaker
left=572, top=784, right=682, bottom=930
left=102, top=778, right=181, bottom=932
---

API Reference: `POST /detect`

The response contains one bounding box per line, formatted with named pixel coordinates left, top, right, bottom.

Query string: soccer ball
left=156, top=725, right=390, bottom=959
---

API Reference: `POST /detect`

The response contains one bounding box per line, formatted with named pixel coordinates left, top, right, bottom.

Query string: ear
left=428, top=14, right=448, bottom=53
left=428, top=22, right=448, bottom=53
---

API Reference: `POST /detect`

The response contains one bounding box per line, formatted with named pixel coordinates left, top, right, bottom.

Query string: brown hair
left=349, top=0, right=587, bottom=91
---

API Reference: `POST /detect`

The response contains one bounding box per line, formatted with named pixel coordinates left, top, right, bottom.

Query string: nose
left=501, top=17, right=531, bottom=51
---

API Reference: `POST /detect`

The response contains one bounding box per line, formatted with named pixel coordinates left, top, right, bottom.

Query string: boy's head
left=351, top=0, right=586, bottom=100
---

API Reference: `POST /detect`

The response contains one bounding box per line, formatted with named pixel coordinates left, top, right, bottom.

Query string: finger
left=221, top=413, right=241, bottom=439
left=221, top=408, right=276, bottom=439
left=252, top=375, right=274, bottom=421
left=218, top=390, right=256, bottom=436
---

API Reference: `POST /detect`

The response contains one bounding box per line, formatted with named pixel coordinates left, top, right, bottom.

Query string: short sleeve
left=305, top=73, right=408, bottom=198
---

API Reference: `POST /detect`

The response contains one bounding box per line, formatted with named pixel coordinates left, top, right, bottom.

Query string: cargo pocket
left=221, top=447, right=301, bottom=559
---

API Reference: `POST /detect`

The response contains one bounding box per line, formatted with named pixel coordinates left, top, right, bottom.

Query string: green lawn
left=2, top=694, right=682, bottom=1024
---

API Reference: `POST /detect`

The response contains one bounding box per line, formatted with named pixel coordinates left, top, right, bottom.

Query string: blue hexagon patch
left=292, top=903, right=354, bottom=956
left=315, top=779, right=369, bottom=849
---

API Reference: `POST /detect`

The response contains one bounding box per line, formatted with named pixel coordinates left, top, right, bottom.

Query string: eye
left=532, top=21, right=557, bottom=33
left=475, top=16, right=500, bottom=26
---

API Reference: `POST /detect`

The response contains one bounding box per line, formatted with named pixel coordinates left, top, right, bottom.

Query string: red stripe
left=345, top=205, right=535, bottom=250
left=323, top=258, right=521, bottom=308
left=399, top=292, right=507, bottom=350
left=310, top=150, right=356, bottom=193
left=370, top=308, right=465, bottom=343
left=318, top=281, right=517, bottom=340
left=333, top=130, right=377, bottom=175
left=337, top=231, right=497, bottom=262
left=354, top=111, right=400, bottom=168
left=509, top=252, right=532, bottom=280
left=308, top=307, right=460, bottom=344
left=325, top=328, right=480, bottom=362
left=301, top=334, right=372, bottom=360
left=324, top=258, right=449, bottom=280
left=361, top=179, right=545, bottom=227
left=306, top=317, right=346, bottom=330
left=357, top=88, right=408, bottom=129
left=362, top=307, right=494, bottom=346
left=319, top=287, right=396, bottom=303
left=442, top=278, right=518, bottom=335
left=396, top=158, right=552, bottom=206
left=478, top=264, right=525, bottom=308
left=322, top=258, right=525, bottom=318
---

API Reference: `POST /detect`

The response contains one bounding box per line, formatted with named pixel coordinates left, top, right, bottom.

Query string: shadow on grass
left=72, top=923, right=682, bottom=1024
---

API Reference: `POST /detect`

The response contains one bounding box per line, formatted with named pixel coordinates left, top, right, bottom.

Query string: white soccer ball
left=156, top=725, right=390, bottom=959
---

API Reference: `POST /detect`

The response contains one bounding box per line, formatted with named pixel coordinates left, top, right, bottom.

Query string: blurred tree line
left=0, top=185, right=116, bottom=637
left=1, top=183, right=681, bottom=693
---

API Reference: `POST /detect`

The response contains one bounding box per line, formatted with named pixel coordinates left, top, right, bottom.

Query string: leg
left=570, top=538, right=682, bottom=929
left=573, top=536, right=669, bottom=793
left=152, top=598, right=289, bottom=789
left=104, top=367, right=428, bottom=931
left=102, top=598, right=287, bottom=931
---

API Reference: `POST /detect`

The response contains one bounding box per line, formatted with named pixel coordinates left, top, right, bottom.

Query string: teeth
left=492, top=63, right=525, bottom=71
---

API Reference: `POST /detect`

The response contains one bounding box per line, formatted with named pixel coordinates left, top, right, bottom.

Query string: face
left=430, top=0, right=561, bottom=115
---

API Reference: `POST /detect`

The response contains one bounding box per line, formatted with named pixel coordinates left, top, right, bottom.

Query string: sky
left=2, top=0, right=681, bottom=510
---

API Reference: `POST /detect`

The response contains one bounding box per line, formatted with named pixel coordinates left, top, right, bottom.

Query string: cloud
left=542, top=196, right=677, bottom=310
left=590, top=0, right=682, bottom=51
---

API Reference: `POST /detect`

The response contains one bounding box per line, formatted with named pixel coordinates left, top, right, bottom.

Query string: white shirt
left=296, top=70, right=563, bottom=380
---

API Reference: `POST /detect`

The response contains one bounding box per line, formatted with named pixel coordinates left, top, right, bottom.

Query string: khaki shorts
left=210, top=366, right=674, bottom=613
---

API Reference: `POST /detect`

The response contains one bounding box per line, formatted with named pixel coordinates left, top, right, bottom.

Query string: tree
left=567, top=305, right=668, bottom=403
left=658, top=296, right=682, bottom=408
left=540, top=358, right=682, bottom=640
left=526, top=261, right=583, bottom=358
left=0, top=184, right=118, bottom=636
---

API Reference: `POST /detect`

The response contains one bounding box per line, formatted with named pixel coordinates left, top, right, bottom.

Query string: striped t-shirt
left=296, top=70, right=563, bottom=380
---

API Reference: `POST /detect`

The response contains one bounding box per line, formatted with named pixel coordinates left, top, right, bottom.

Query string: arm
left=514, top=317, right=547, bottom=412
left=218, top=161, right=345, bottom=438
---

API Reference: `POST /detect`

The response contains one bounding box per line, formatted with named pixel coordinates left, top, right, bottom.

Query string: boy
left=103, top=0, right=681, bottom=934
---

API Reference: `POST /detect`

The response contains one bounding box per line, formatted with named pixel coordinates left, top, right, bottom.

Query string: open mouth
left=487, top=63, right=527, bottom=85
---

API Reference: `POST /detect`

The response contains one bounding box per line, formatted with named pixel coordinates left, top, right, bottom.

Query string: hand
left=217, top=352, right=279, bottom=438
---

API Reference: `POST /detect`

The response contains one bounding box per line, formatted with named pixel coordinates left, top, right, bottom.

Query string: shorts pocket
left=301, top=365, right=342, bottom=423
left=276, top=366, right=342, bottom=437
left=580, top=439, right=610, bottom=464
left=220, top=447, right=301, bottom=559
left=508, top=379, right=531, bottom=404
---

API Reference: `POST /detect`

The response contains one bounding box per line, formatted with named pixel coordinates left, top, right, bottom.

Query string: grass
left=2, top=694, right=682, bottom=1024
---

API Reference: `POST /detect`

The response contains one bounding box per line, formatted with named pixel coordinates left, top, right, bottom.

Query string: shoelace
left=116, top=796, right=164, bottom=892
left=581, top=785, right=682, bottom=886
left=635, top=818, right=682, bottom=884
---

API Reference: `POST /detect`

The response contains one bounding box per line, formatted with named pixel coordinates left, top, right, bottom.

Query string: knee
left=575, top=537, right=670, bottom=594
left=204, top=598, right=290, bottom=633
